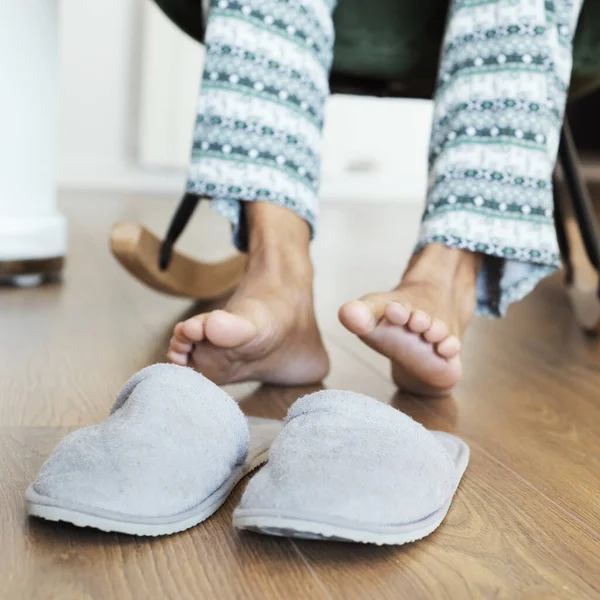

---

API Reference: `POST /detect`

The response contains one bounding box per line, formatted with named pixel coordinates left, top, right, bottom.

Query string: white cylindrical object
left=0, top=0, right=66, bottom=262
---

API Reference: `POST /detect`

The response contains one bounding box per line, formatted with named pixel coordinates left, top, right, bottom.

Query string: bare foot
left=339, top=244, right=481, bottom=396
left=167, top=203, right=329, bottom=386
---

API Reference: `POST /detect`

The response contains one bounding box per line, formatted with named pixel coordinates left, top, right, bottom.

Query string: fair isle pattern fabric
left=419, top=0, right=584, bottom=315
left=187, top=0, right=583, bottom=316
left=186, top=0, right=338, bottom=249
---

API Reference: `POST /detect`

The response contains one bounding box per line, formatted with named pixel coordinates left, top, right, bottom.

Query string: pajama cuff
left=415, top=235, right=560, bottom=317
left=197, top=193, right=317, bottom=252
left=184, top=0, right=334, bottom=252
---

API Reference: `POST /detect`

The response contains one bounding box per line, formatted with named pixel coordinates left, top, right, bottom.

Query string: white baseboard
left=59, top=161, right=188, bottom=195
left=0, top=214, right=67, bottom=260
left=320, top=173, right=426, bottom=205
left=131, top=3, right=431, bottom=205
left=59, top=165, right=425, bottom=204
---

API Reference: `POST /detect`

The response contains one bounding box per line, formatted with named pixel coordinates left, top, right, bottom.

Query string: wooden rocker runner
left=111, top=121, right=600, bottom=336
left=110, top=194, right=247, bottom=300
left=110, top=0, right=600, bottom=330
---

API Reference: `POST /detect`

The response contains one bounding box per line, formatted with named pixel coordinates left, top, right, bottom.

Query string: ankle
left=246, top=202, right=310, bottom=247
left=245, top=202, right=313, bottom=279
left=405, top=244, right=482, bottom=286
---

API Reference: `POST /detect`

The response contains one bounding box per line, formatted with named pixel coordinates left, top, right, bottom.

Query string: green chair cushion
left=154, top=0, right=600, bottom=89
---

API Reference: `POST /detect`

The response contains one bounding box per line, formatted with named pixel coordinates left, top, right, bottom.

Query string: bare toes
left=423, top=318, right=449, bottom=344
left=168, top=322, right=197, bottom=365
left=167, top=349, right=190, bottom=366
left=173, top=322, right=189, bottom=342
left=437, top=335, right=461, bottom=358
left=384, top=301, right=411, bottom=326
left=169, top=336, right=193, bottom=354
left=407, top=310, right=431, bottom=334
left=181, top=316, right=206, bottom=343
left=339, top=300, right=376, bottom=336
left=204, top=310, right=258, bottom=348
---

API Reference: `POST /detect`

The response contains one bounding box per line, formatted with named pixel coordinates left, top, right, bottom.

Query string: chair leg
left=558, top=117, right=600, bottom=332
left=159, top=193, right=202, bottom=270
left=553, top=172, right=573, bottom=285
left=558, top=118, right=600, bottom=271
left=110, top=221, right=247, bottom=301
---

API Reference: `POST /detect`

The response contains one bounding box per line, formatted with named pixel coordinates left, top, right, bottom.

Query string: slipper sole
left=233, top=431, right=469, bottom=545
left=26, top=417, right=283, bottom=536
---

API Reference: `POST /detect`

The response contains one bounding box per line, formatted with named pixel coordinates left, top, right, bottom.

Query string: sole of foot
left=339, top=245, right=480, bottom=396
left=167, top=202, right=330, bottom=386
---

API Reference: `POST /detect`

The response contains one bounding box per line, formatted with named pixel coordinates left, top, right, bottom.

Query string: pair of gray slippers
left=26, top=364, right=469, bottom=545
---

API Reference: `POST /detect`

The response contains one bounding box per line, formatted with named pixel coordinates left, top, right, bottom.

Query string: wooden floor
left=1, top=192, right=599, bottom=599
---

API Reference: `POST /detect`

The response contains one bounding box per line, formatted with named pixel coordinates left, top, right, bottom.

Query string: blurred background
left=3, top=5, right=600, bottom=598
left=57, top=0, right=433, bottom=202
left=8, top=0, right=599, bottom=269
left=2, top=0, right=440, bottom=286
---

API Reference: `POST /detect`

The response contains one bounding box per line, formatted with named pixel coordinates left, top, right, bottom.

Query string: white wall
left=57, top=0, right=433, bottom=202
left=58, top=0, right=184, bottom=192
left=320, top=96, right=433, bottom=203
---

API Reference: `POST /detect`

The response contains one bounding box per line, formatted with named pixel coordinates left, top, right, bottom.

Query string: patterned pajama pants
left=186, top=0, right=584, bottom=316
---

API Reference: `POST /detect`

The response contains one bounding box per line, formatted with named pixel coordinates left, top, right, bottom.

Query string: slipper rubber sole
left=26, top=417, right=283, bottom=536
left=233, top=431, right=469, bottom=545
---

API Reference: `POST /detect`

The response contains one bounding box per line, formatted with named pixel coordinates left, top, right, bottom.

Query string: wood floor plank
left=0, top=427, right=328, bottom=600
left=2, top=193, right=599, bottom=598
left=0, top=198, right=234, bottom=427
left=296, top=339, right=600, bottom=600
left=292, top=445, right=600, bottom=600
left=322, top=278, right=600, bottom=532
left=309, top=202, right=600, bottom=534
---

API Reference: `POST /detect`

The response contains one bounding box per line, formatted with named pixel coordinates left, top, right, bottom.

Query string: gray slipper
left=233, top=390, right=469, bottom=545
left=26, top=364, right=282, bottom=536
